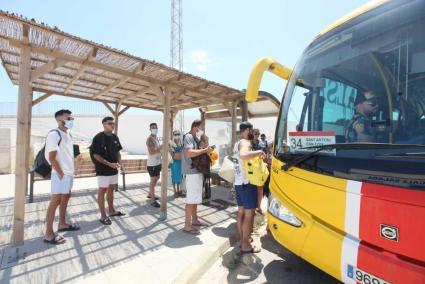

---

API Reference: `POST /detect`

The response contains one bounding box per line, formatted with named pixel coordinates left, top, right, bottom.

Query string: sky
left=0, top=0, right=371, bottom=115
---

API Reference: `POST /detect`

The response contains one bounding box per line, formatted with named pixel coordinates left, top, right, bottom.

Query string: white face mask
left=151, top=129, right=158, bottom=136
left=196, top=129, right=204, bottom=139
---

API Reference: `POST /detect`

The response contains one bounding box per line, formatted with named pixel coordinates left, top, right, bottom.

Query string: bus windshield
left=276, top=1, right=425, bottom=189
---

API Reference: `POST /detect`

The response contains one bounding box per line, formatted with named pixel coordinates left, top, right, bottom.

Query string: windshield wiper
left=377, top=152, right=425, bottom=158
left=282, top=143, right=425, bottom=171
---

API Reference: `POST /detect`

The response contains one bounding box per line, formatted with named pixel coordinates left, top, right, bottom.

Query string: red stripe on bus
left=288, top=131, right=336, bottom=136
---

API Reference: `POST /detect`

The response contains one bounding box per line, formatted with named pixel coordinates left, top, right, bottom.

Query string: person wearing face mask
left=233, top=121, right=265, bottom=253
left=170, top=130, right=183, bottom=198
left=43, top=109, right=80, bottom=245
left=90, top=117, right=125, bottom=226
left=182, top=119, right=213, bottom=235
left=146, top=122, right=161, bottom=208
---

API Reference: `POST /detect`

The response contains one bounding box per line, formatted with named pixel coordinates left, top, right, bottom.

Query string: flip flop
left=43, top=234, right=66, bottom=245
left=192, top=222, right=208, bottom=227
left=182, top=228, right=200, bottom=235
left=100, top=217, right=112, bottom=225
left=240, top=247, right=261, bottom=254
left=109, top=211, right=126, bottom=217
left=58, top=224, right=80, bottom=232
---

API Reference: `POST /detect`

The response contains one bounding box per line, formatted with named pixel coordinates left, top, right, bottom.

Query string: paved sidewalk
left=0, top=174, right=237, bottom=283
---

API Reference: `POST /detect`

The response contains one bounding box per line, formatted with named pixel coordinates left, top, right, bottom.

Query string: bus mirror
left=246, top=57, right=292, bottom=103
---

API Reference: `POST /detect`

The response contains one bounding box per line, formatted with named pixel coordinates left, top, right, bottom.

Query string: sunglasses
left=365, top=101, right=378, bottom=107
left=106, top=122, right=116, bottom=126
left=65, top=117, right=74, bottom=121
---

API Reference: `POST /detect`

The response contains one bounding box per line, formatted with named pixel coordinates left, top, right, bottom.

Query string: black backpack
left=33, top=130, right=62, bottom=178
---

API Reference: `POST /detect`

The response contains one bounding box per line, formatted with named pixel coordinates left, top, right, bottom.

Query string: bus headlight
left=268, top=194, right=302, bottom=227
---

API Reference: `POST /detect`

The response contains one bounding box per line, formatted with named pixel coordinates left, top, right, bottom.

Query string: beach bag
left=33, top=130, right=62, bottom=178
left=243, top=156, right=269, bottom=186
left=218, top=156, right=236, bottom=184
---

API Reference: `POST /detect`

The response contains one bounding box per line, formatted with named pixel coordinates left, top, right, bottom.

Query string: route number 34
left=290, top=138, right=302, bottom=149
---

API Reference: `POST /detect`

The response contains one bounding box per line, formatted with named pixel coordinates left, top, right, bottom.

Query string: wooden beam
left=102, top=102, right=115, bottom=114
left=118, top=105, right=130, bottom=116
left=93, top=76, right=130, bottom=99
left=30, top=58, right=67, bottom=82
left=118, top=85, right=150, bottom=103
left=159, top=88, right=172, bottom=221
left=230, top=102, right=237, bottom=150
left=241, top=99, right=248, bottom=121
left=31, top=87, right=160, bottom=111
left=12, top=31, right=31, bottom=246
left=63, top=47, right=97, bottom=95
left=4, top=40, right=243, bottom=103
left=32, top=92, right=52, bottom=106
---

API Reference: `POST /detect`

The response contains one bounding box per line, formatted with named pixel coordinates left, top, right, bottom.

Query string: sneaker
left=150, top=201, right=160, bottom=208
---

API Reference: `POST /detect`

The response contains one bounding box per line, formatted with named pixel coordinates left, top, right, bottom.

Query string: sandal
left=58, top=224, right=80, bottom=232
left=240, top=246, right=261, bottom=254
left=109, top=211, right=126, bottom=217
left=99, top=217, right=112, bottom=225
left=43, top=234, right=66, bottom=245
left=182, top=228, right=200, bottom=235
left=147, top=195, right=159, bottom=200
left=150, top=201, right=160, bottom=208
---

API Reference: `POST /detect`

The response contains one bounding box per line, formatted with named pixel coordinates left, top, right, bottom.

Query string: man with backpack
left=43, top=109, right=80, bottom=245
left=181, top=119, right=213, bottom=235
left=90, top=117, right=125, bottom=225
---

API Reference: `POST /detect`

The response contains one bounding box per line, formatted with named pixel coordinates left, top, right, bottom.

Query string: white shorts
left=185, top=173, right=203, bottom=204
left=97, top=175, right=119, bottom=188
left=51, top=172, right=73, bottom=195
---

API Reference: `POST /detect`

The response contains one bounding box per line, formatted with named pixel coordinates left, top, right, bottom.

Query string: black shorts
left=147, top=165, right=161, bottom=177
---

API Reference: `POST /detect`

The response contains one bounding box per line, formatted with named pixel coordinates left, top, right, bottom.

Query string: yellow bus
left=246, top=1, right=425, bottom=283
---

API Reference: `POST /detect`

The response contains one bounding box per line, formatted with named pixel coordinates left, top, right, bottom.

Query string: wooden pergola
left=0, top=11, right=251, bottom=247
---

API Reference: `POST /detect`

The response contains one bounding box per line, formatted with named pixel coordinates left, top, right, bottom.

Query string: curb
left=173, top=223, right=238, bottom=284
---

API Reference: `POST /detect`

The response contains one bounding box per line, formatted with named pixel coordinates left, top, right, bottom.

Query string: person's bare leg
left=257, top=186, right=264, bottom=212
left=45, top=194, right=61, bottom=238
left=98, top=188, right=107, bottom=219
left=173, top=183, right=177, bottom=194
left=184, top=204, right=194, bottom=231
left=237, top=207, right=244, bottom=243
left=149, top=176, right=159, bottom=199
left=107, top=184, right=116, bottom=214
left=192, top=204, right=199, bottom=223
left=58, top=193, right=70, bottom=229
left=241, top=209, right=255, bottom=251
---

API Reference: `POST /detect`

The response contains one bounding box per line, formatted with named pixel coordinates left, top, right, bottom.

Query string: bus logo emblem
left=380, top=224, right=398, bottom=242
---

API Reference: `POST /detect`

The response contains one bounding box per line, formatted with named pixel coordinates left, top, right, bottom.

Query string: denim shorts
left=235, top=183, right=258, bottom=209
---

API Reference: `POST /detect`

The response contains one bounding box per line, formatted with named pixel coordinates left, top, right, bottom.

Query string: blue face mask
left=64, top=120, right=74, bottom=129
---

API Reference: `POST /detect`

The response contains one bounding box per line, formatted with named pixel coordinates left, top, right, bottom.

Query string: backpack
left=183, top=133, right=210, bottom=174
left=33, top=130, right=62, bottom=178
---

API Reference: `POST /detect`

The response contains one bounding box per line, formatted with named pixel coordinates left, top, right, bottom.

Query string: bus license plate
left=347, top=264, right=390, bottom=284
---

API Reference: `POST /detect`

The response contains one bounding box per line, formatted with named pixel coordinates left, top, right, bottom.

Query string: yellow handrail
left=245, top=57, right=292, bottom=102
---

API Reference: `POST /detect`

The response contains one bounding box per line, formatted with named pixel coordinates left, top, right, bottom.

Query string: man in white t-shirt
left=146, top=122, right=162, bottom=208
left=43, top=109, right=80, bottom=245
